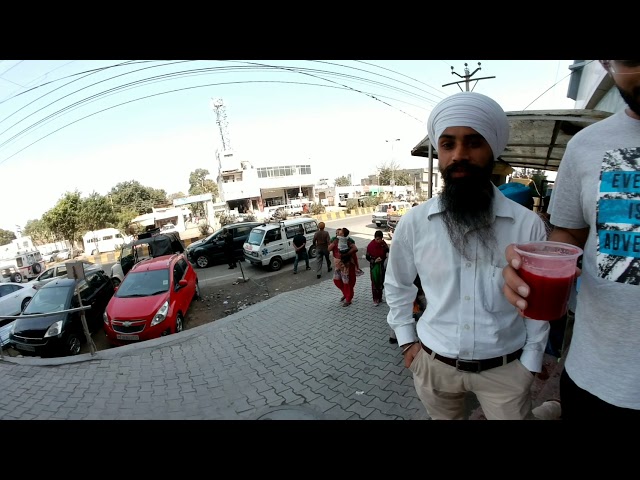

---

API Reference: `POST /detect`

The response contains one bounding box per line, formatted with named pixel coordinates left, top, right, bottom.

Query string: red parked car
left=103, top=253, right=200, bottom=346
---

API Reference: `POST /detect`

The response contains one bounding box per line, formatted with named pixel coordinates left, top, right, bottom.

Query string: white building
left=216, top=149, right=319, bottom=216
left=0, top=236, right=36, bottom=260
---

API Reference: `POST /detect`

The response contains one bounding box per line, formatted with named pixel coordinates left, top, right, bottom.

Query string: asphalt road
left=93, top=214, right=386, bottom=288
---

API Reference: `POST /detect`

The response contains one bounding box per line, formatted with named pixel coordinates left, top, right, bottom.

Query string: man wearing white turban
left=384, top=91, right=550, bottom=420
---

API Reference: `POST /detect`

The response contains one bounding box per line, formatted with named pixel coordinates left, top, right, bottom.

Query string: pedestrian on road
left=329, top=228, right=359, bottom=306
left=365, top=230, right=389, bottom=306
left=312, top=221, right=332, bottom=279
left=385, top=91, right=549, bottom=420
left=502, top=60, right=640, bottom=420
left=223, top=228, right=236, bottom=269
left=292, top=226, right=310, bottom=274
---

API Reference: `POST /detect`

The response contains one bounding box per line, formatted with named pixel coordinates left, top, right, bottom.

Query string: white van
left=83, top=228, right=131, bottom=255
left=243, top=218, right=319, bottom=271
left=0, top=250, right=45, bottom=283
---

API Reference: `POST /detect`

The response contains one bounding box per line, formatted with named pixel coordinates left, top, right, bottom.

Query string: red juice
left=519, top=268, right=574, bottom=321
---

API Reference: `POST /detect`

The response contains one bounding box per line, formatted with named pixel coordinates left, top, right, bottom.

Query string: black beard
left=440, top=160, right=497, bottom=260
left=617, top=84, right=640, bottom=118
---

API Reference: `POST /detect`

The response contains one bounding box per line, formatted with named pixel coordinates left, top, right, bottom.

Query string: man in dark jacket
left=292, top=227, right=310, bottom=274
left=223, top=228, right=236, bottom=269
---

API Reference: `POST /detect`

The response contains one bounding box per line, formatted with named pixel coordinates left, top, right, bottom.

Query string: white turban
left=427, top=91, right=510, bottom=159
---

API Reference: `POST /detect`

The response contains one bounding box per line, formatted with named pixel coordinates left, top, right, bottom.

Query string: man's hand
left=502, top=244, right=530, bottom=315
left=401, top=342, right=421, bottom=368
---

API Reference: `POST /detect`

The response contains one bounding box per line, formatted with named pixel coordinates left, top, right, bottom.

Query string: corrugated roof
left=411, top=109, right=613, bottom=172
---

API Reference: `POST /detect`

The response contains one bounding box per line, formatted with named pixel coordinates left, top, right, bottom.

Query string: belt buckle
left=456, top=359, right=482, bottom=373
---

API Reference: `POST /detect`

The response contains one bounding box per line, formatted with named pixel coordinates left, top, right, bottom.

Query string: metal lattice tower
left=211, top=98, right=232, bottom=151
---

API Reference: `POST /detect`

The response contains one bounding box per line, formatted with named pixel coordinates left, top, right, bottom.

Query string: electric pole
left=442, top=62, right=496, bottom=92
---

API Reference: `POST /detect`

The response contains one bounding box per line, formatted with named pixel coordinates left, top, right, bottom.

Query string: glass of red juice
left=513, top=241, right=583, bottom=321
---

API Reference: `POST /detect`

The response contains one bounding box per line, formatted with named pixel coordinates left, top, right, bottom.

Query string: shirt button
left=464, top=324, right=470, bottom=330
left=466, top=262, right=471, bottom=268
left=464, top=295, right=470, bottom=301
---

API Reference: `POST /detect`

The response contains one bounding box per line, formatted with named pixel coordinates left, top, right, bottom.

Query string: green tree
left=188, top=169, right=218, bottom=197
left=79, top=192, right=118, bottom=252
left=42, top=191, right=83, bottom=252
left=187, top=169, right=217, bottom=219
left=23, top=219, right=53, bottom=245
left=167, top=192, right=187, bottom=202
left=0, top=228, right=16, bottom=245
left=109, top=180, right=168, bottom=215
left=376, top=161, right=411, bottom=186
left=334, top=176, right=351, bottom=186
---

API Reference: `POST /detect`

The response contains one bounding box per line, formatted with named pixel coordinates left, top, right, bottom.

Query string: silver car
left=31, top=261, right=94, bottom=290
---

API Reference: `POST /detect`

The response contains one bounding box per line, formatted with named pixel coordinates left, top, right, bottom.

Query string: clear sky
left=0, top=59, right=576, bottom=233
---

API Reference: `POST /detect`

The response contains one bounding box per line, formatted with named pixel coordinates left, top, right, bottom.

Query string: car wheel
left=11, top=272, right=22, bottom=283
left=66, top=334, right=82, bottom=356
left=21, top=297, right=31, bottom=311
left=195, top=254, right=209, bottom=268
left=111, top=277, right=121, bottom=288
left=268, top=257, right=283, bottom=271
left=32, top=263, right=42, bottom=274
left=92, top=249, right=98, bottom=255
left=175, top=313, right=184, bottom=334
left=308, top=245, right=317, bottom=259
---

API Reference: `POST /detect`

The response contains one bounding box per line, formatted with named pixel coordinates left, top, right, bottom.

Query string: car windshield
left=23, top=285, right=70, bottom=314
left=377, top=205, right=389, bottom=212
left=246, top=229, right=265, bottom=246
left=116, top=269, right=170, bottom=298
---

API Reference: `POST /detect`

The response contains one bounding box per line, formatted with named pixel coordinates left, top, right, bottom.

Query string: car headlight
left=103, top=311, right=109, bottom=325
left=10, top=321, right=16, bottom=334
left=44, top=320, right=64, bottom=338
left=150, top=300, right=169, bottom=326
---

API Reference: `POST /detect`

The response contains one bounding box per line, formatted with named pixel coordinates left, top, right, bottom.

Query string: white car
left=41, top=250, right=60, bottom=263
left=0, top=283, right=36, bottom=320
left=31, top=261, right=94, bottom=290
left=54, top=249, right=72, bottom=261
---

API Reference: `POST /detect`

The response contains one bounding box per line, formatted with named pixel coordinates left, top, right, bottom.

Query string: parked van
left=0, top=250, right=45, bottom=283
left=83, top=228, right=131, bottom=255
left=243, top=218, right=319, bottom=271
left=371, top=201, right=412, bottom=228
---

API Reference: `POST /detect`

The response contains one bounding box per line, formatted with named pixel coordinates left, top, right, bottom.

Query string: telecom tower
left=211, top=98, right=232, bottom=153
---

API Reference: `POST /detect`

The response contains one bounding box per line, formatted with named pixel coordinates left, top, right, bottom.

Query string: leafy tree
left=42, top=191, right=83, bottom=252
left=187, top=169, right=217, bottom=219
left=109, top=180, right=168, bottom=216
left=334, top=176, right=351, bottom=186
left=0, top=228, right=16, bottom=246
left=23, top=219, right=53, bottom=245
left=80, top=192, right=118, bottom=234
left=188, top=169, right=218, bottom=197
left=167, top=192, right=187, bottom=202
left=377, top=165, right=412, bottom=186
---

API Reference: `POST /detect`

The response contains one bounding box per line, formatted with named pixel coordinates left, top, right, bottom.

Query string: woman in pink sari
left=329, top=228, right=359, bottom=306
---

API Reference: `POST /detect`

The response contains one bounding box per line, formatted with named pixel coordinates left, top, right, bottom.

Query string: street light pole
left=385, top=138, right=400, bottom=199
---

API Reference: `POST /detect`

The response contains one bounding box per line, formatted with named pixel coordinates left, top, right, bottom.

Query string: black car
left=9, top=267, right=115, bottom=357
left=185, top=222, right=262, bottom=268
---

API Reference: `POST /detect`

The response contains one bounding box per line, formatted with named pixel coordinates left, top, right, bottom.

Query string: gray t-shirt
left=549, top=110, right=640, bottom=409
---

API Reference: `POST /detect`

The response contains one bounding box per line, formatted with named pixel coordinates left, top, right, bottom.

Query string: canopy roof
left=411, top=109, right=612, bottom=172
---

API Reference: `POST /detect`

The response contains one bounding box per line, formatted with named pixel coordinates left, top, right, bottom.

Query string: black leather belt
left=421, top=343, right=523, bottom=373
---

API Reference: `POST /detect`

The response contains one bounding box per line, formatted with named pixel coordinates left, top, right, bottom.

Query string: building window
left=256, top=165, right=312, bottom=179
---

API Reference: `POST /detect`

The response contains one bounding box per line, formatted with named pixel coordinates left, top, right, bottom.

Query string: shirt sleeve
left=384, top=218, right=419, bottom=346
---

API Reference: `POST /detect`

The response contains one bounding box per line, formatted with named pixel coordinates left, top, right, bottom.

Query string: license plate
left=17, top=343, right=35, bottom=352
left=117, top=334, right=139, bottom=341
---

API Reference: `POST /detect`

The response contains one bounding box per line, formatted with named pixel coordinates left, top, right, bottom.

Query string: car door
left=77, top=276, right=99, bottom=331
left=233, top=225, right=255, bottom=257
left=172, top=258, right=189, bottom=314
left=0, top=284, right=26, bottom=317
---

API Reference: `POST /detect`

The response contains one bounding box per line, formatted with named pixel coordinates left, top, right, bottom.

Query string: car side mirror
left=178, top=279, right=188, bottom=287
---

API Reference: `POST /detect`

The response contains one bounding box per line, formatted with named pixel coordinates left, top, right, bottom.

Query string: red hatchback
left=103, top=253, right=200, bottom=346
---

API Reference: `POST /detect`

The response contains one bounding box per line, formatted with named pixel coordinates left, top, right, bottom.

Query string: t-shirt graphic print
left=597, top=147, right=640, bottom=284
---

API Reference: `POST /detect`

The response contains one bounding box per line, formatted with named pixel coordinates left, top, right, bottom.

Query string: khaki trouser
left=409, top=345, right=535, bottom=420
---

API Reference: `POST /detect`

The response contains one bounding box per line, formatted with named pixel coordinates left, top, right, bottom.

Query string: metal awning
left=411, top=109, right=612, bottom=172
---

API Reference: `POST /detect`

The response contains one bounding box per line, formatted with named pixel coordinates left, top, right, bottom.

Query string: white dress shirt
left=385, top=185, right=550, bottom=372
